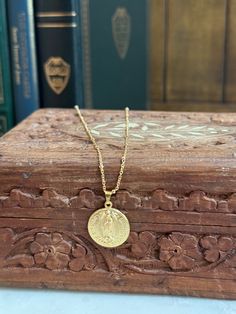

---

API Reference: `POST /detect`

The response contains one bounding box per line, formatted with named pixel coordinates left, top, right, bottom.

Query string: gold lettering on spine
left=18, top=12, right=31, bottom=98
left=11, top=12, right=32, bottom=98
left=11, top=27, right=21, bottom=86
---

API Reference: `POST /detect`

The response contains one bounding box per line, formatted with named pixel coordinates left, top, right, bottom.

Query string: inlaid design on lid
left=86, top=121, right=232, bottom=142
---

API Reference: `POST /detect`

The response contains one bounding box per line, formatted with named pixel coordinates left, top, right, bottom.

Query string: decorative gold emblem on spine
left=112, top=7, right=131, bottom=60
left=44, top=57, right=71, bottom=95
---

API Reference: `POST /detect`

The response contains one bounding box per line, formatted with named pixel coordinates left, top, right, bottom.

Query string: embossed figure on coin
left=88, top=207, right=130, bottom=248
left=103, top=210, right=114, bottom=242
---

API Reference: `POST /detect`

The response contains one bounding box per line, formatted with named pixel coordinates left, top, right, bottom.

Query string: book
left=84, top=0, right=148, bottom=110
left=0, top=0, right=14, bottom=134
left=7, top=0, right=40, bottom=123
left=34, top=0, right=83, bottom=109
left=35, top=0, right=149, bottom=110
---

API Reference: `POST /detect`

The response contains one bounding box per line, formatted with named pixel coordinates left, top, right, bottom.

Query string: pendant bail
left=105, top=190, right=113, bottom=208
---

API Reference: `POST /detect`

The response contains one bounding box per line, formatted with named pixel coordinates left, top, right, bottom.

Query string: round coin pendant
left=87, top=207, right=130, bottom=248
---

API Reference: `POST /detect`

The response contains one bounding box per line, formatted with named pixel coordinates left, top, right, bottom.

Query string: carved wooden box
left=1, top=109, right=236, bottom=299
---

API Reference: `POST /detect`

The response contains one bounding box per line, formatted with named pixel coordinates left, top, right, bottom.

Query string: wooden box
left=1, top=109, right=236, bottom=299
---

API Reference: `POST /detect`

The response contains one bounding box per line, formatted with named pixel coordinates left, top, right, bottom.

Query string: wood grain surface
left=0, top=109, right=236, bottom=299
left=149, top=0, right=165, bottom=102
left=150, top=0, right=236, bottom=110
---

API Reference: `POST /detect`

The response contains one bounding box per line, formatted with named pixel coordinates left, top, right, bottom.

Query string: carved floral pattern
left=69, top=244, right=95, bottom=272
left=1, top=228, right=236, bottom=276
left=200, top=235, right=233, bottom=262
left=142, top=190, right=178, bottom=211
left=0, top=190, right=236, bottom=274
left=127, top=231, right=156, bottom=259
left=158, top=233, right=202, bottom=270
left=179, top=191, right=217, bottom=212
left=1, top=188, right=236, bottom=214
left=30, top=232, right=71, bottom=270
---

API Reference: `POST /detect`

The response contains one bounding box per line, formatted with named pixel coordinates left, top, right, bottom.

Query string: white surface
left=0, top=288, right=236, bottom=314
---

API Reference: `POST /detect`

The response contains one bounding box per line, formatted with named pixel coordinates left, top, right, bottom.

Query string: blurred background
left=0, top=0, right=235, bottom=135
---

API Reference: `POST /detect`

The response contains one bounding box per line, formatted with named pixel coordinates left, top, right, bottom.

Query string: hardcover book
left=0, top=0, right=14, bottom=133
left=83, top=0, right=148, bottom=109
left=35, top=0, right=148, bottom=110
left=34, top=0, right=83, bottom=109
left=7, top=0, right=39, bottom=123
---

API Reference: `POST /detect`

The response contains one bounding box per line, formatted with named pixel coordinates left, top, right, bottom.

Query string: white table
left=0, top=288, right=235, bottom=314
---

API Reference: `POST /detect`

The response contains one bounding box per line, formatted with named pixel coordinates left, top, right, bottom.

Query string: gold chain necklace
left=74, top=105, right=130, bottom=248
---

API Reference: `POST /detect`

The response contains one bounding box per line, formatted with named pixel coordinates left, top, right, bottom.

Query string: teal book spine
left=81, top=0, right=149, bottom=109
left=0, top=0, right=14, bottom=134
left=7, top=0, right=40, bottom=123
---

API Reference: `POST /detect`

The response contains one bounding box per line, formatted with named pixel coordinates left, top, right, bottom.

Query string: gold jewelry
left=74, top=105, right=130, bottom=248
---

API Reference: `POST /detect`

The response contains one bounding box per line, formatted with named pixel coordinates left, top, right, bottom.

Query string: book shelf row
left=0, top=0, right=149, bottom=134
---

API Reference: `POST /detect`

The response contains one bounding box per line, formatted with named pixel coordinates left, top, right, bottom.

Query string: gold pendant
left=87, top=192, right=130, bottom=248
left=88, top=207, right=130, bottom=248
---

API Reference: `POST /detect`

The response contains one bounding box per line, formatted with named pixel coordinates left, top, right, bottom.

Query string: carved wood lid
left=0, top=109, right=236, bottom=194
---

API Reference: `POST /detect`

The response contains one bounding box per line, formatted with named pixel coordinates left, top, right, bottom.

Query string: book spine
left=7, top=0, right=39, bottom=123
left=34, top=0, right=83, bottom=108
left=0, top=0, right=14, bottom=133
left=81, top=0, right=148, bottom=110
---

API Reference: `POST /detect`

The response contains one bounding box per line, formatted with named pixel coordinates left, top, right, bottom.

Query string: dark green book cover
left=0, top=0, right=14, bottom=134
left=82, top=0, right=149, bottom=109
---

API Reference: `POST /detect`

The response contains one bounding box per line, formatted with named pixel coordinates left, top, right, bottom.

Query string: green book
left=0, top=0, right=14, bottom=134
left=84, top=0, right=149, bottom=109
